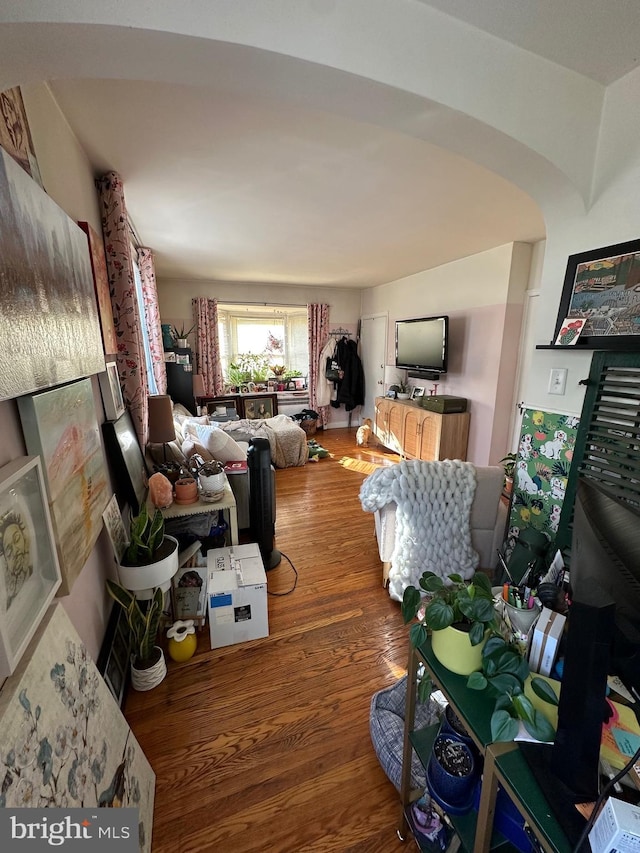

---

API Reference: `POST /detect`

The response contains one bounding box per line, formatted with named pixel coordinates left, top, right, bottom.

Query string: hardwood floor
left=124, top=428, right=410, bottom=852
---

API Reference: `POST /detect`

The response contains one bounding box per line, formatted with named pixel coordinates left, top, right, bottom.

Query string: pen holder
left=503, top=600, right=540, bottom=635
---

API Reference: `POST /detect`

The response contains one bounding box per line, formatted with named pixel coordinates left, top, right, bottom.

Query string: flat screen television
left=395, top=315, right=448, bottom=377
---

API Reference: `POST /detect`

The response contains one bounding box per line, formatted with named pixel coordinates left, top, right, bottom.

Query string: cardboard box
left=208, top=544, right=268, bottom=648
left=528, top=606, right=566, bottom=676
left=589, top=797, right=640, bottom=853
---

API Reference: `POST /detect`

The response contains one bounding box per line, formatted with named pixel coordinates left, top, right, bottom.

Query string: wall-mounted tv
left=395, top=315, right=448, bottom=377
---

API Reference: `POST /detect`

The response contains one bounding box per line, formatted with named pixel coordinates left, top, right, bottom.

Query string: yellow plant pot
left=431, top=625, right=486, bottom=676
left=168, top=633, right=198, bottom=662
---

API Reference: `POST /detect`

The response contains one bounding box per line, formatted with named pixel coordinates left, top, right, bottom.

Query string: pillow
left=147, top=440, right=185, bottom=465
left=181, top=438, right=214, bottom=462
left=184, top=422, right=246, bottom=463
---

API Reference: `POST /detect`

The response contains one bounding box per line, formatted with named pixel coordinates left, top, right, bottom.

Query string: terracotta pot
left=174, top=477, right=198, bottom=504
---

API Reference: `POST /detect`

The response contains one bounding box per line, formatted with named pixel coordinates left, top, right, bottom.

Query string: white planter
left=117, top=535, right=179, bottom=601
left=130, top=647, right=167, bottom=691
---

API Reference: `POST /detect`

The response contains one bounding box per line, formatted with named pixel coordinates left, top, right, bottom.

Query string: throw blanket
left=359, top=460, right=478, bottom=601
left=221, top=415, right=308, bottom=468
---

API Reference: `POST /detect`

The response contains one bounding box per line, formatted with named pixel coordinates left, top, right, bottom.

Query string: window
left=217, top=304, right=308, bottom=383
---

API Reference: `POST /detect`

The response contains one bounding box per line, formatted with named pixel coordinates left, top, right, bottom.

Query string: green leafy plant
left=403, top=571, right=497, bottom=648
left=467, top=635, right=558, bottom=742
left=124, top=503, right=166, bottom=566
left=106, top=582, right=165, bottom=667
left=236, top=352, right=270, bottom=382
left=499, top=452, right=517, bottom=479
left=171, top=323, right=195, bottom=342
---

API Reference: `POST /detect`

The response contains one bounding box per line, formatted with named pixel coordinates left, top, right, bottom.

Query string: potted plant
left=171, top=323, right=196, bottom=348
left=499, top=452, right=517, bottom=496
left=467, top=635, right=558, bottom=742
left=402, top=571, right=497, bottom=680
left=106, top=581, right=167, bottom=691
left=396, top=379, right=410, bottom=400
left=116, top=503, right=179, bottom=600
left=427, top=733, right=478, bottom=813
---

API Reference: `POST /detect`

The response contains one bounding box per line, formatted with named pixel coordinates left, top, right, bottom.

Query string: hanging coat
left=332, top=337, right=365, bottom=411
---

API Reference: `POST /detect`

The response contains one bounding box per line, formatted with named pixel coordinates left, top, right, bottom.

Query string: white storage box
left=589, top=798, right=640, bottom=853
left=528, top=606, right=566, bottom=677
left=208, top=544, right=268, bottom=648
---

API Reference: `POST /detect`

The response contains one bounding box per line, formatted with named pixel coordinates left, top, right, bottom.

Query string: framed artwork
left=18, top=378, right=110, bottom=596
left=411, top=386, right=425, bottom=400
left=96, top=602, right=132, bottom=708
left=102, top=410, right=149, bottom=513
left=99, top=359, right=126, bottom=421
left=0, top=456, right=61, bottom=679
left=0, top=85, right=42, bottom=185
left=0, top=603, right=155, bottom=851
left=0, top=147, right=105, bottom=402
left=78, top=220, right=118, bottom=355
left=244, top=396, right=274, bottom=420
left=552, top=238, right=640, bottom=349
left=102, top=493, right=128, bottom=562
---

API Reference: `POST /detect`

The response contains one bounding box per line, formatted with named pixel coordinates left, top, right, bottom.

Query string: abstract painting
left=0, top=457, right=61, bottom=679
left=0, top=147, right=105, bottom=402
left=0, top=603, right=155, bottom=852
left=78, top=220, right=118, bottom=355
left=0, top=85, right=42, bottom=185
left=18, top=378, right=110, bottom=595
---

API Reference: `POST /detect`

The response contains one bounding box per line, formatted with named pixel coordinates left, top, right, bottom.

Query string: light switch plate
left=548, top=368, right=568, bottom=395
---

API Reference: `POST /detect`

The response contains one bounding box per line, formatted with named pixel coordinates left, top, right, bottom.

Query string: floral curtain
left=137, top=247, right=167, bottom=395
left=308, top=303, right=331, bottom=428
left=96, top=172, right=149, bottom=447
left=193, top=297, right=224, bottom=396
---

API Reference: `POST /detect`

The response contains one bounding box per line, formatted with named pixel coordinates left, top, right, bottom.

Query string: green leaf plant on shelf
left=467, top=635, right=559, bottom=742
left=402, top=571, right=498, bottom=700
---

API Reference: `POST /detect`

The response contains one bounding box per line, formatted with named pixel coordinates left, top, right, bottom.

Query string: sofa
left=365, top=464, right=507, bottom=594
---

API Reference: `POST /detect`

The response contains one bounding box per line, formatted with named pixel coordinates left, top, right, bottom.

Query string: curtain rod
left=218, top=301, right=307, bottom=308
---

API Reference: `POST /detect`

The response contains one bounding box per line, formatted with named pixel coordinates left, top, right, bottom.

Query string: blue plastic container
left=472, top=782, right=531, bottom=852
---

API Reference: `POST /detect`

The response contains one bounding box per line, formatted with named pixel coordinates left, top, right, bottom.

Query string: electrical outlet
left=548, top=368, right=567, bottom=395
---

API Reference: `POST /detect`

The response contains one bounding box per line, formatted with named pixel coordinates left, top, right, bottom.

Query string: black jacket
left=332, top=337, right=364, bottom=411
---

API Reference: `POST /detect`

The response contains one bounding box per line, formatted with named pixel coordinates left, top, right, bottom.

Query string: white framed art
left=0, top=456, right=61, bottom=678
left=99, top=359, right=126, bottom=421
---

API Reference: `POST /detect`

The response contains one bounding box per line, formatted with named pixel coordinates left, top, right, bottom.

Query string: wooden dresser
left=374, top=396, right=470, bottom=461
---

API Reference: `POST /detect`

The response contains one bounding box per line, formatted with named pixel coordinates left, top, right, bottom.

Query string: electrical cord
left=266, top=551, right=298, bottom=596
left=571, top=745, right=640, bottom=853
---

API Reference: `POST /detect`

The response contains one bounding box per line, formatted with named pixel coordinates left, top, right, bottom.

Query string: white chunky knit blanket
left=359, top=460, right=479, bottom=602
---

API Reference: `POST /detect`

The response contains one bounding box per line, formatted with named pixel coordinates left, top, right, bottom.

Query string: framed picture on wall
left=0, top=456, right=61, bottom=678
left=98, top=360, right=125, bottom=421
left=102, top=411, right=148, bottom=513
left=18, top=378, right=110, bottom=596
left=552, top=238, right=640, bottom=349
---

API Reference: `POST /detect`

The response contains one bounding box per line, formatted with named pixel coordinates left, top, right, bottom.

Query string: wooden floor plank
left=124, top=429, right=408, bottom=852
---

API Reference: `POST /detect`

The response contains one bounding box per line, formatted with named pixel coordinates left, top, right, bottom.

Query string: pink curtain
left=97, top=172, right=149, bottom=447
left=308, top=303, right=331, bottom=428
left=138, top=247, right=167, bottom=395
left=193, top=297, right=224, bottom=396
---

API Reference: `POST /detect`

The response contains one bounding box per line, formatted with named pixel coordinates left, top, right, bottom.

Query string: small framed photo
left=176, top=354, right=190, bottom=366
left=411, top=386, right=425, bottom=400
left=102, top=493, right=128, bottom=562
left=244, top=396, right=274, bottom=420
left=0, top=456, right=62, bottom=678
left=98, top=360, right=126, bottom=421
left=554, top=317, right=587, bottom=346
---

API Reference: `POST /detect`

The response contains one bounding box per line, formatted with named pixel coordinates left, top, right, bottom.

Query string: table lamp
left=192, top=373, right=205, bottom=415
left=148, top=394, right=176, bottom=462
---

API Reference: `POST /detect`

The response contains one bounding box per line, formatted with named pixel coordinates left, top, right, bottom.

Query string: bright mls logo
left=0, top=809, right=138, bottom=850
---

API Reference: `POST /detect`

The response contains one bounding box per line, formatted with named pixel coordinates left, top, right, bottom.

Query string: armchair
left=369, top=464, right=507, bottom=594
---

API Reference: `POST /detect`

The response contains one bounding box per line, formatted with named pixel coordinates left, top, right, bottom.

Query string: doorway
left=360, top=314, right=388, bottom=422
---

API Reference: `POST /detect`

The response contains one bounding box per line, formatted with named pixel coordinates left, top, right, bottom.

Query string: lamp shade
left=192, top=374, right=205, bottom=398
left=148, top=395, right=176, bottom=444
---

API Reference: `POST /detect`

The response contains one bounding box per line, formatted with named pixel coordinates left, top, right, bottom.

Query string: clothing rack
left=329, top=327, right=351, bottom=337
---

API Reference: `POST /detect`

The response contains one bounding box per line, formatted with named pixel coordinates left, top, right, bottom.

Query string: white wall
left=0, top=83, right=117, bottom=662
left=361, top=243, right=532, bottom=464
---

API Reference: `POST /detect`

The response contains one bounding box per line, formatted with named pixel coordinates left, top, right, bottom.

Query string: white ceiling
left=45, top=2, right=640, bottom=288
